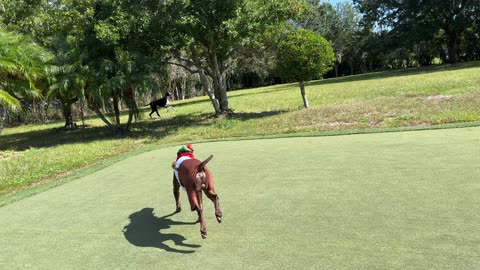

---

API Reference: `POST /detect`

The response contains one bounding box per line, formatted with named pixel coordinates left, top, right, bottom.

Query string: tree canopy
left=354, top=0, right=480, bottom=63
left=162, top=0, right=310, bottom=115
left=0, top=28, right=51, bottom=110
left=1, top=0, right=479, bottom=129
left=276, top=28, right=334, bottom=108
left=300, top=1, right=361, bottom=76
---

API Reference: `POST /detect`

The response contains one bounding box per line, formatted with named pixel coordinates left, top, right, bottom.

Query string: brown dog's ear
left=197, top=155, right=213, bottom=172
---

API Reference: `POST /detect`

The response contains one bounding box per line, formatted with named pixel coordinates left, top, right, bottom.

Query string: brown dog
left=173, top=155, right=222, bottom=239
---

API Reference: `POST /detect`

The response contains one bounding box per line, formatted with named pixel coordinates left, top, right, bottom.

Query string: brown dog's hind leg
left=214, top=196, right=222, bottom=223
left=196, top=206, right=207, bottom=239
left=197, top=189, right=207, bottom=238
left=173, top=174, right=181, bottom=212
left=205, top=190, right=222, bottom=223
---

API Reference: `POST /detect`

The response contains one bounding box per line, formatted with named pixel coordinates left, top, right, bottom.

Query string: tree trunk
left=113, top=96, right=122, bottom=131
left=92, top=104, right=113, bottom=127
left=0, top=108, right=5, bottom=134
left=299, top=81, right=309, bottom=108
left=199, top=69, right=221, bottom=115
left=43, top=103, right=50, bottom=121
left=192, top=51, right=221, bottom=115
left=88, top=96, right=113, bottom=128
left=79, top=99, right=86, bottom=126
left=181, top=78, right=186, bottom=100
left=217, top=76, right=228, bottom=113
left=125, top=103, right=134, bottom=132
left=62, top=97, right=79, bottom=128
left=210, top=53, right=229, bottom=113
left=335, top=52, right=343, bottom=78
left=175, top=82, right=180, bottom=101
left=445, top=30, right=459, bottom=63
left=62, top=105, right=74, bottom=128
left=124, top=86, right=137, bottom=132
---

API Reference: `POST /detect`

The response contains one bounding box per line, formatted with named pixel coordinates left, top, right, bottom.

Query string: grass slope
left=0, top=127, right=479, bottom=269
left=1, top=61, right=480, bottom=195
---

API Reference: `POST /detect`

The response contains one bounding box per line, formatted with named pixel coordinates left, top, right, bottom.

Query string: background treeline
left=0, top=0, right=479, bottom=131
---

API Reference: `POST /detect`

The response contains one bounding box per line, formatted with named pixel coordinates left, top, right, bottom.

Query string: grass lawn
left=1, top=61, right=480, bottom=196
left=1, top=126, right=479, bottom=269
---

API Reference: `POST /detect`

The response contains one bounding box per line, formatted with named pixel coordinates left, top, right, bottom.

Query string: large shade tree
left=276, top=28, right=334, bottom=108
left=159, top=0, right=310, bottom=116
left=79, top=0, right=162, bottom=132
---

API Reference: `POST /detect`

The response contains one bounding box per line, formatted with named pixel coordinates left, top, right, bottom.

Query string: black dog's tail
left=197, top=155, right=213, bottom=172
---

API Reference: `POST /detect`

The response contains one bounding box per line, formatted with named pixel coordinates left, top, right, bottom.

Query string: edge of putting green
left=1, top=120, right=479, bottom=208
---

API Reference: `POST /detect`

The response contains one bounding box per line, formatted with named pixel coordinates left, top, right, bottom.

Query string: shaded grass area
left=1, top=61, right=480, bottom=195
left=1, top=127, right=479, bottom=269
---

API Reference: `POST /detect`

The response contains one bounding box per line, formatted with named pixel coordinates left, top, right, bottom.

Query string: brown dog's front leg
left=173, top=174, right=181, bottom=212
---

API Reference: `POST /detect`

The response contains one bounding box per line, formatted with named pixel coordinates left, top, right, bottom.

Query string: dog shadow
left=122, top=208, right=200, bottom=253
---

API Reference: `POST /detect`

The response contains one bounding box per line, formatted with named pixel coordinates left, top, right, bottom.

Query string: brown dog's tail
left=197, top=155, right=213, bottom=172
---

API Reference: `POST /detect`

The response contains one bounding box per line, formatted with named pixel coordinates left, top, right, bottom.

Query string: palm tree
left=87, top=49, right=159, bottom=133
left=47, top=38, right=89, bottom=128
left=0, top=28, right=51, bottom=132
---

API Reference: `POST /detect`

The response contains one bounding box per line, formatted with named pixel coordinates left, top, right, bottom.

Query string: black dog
left=148, top=92, right=176, bottom=118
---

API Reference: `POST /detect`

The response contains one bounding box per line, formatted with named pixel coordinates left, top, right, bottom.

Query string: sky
left=326, top=0, right=353, bottom=5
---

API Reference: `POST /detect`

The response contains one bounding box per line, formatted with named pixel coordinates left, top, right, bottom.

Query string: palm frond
left=0, top=90, right=21, bottom=111
left=0, top=28, right=52, bottom=104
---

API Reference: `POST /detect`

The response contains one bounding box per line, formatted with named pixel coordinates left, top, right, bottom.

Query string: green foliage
left=0, top=90, right=19, bottom=110
left=231, top=0, right=310, bottom=73
left=354, top=0, right=480, bottom=63
left=75, top=0, right=171, bottom=131
left=162, top=0, right=311, bottom=114
left=237, top=0, right=310, bottom=37
left=276, top=28, right=335, bottom=82
left=4, top=0, right=168, bottom=131
left=301, top=0, right=338, bottom=40
left=459, top=27, right=480, bottom=61
left=0, top=28, right=51, bottom=110
left=300, top=1, right=361, bottom=76
left=92, top=0, right=162, bottom=47
left=183, top=0, right=238, bottom=55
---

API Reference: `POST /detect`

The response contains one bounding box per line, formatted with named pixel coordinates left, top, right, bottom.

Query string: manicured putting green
left=1, top=127, right=479, bottom=269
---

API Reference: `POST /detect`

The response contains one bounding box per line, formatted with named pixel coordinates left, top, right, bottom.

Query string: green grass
left=1, top=61, right=480, bottom=196
left=1, top=127, right=479, bottom=269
